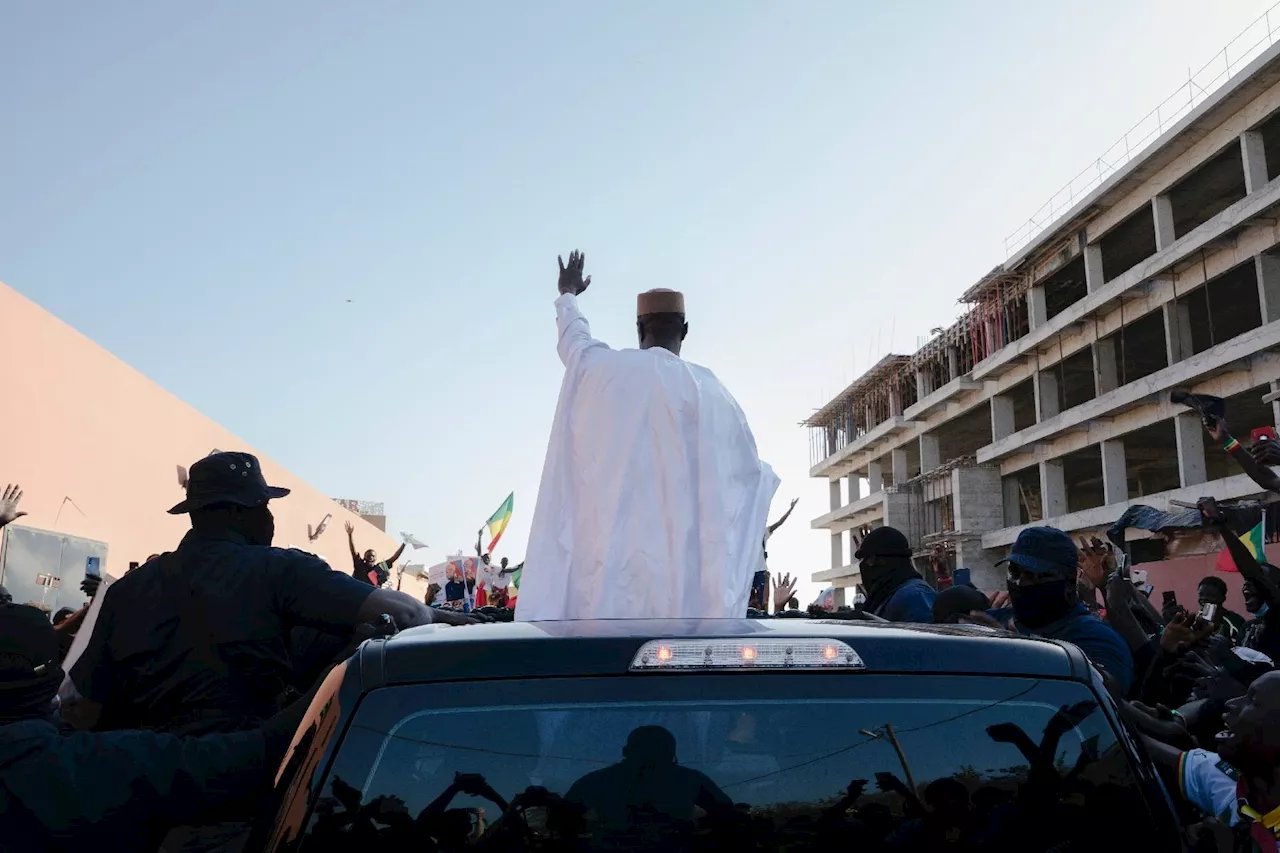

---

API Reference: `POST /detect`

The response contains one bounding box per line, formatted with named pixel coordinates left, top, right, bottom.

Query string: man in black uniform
left=0, top=602, right=308, bottom=851
left=68, top=451, right=470, bottom=737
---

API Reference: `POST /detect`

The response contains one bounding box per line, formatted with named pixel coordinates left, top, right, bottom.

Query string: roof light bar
left=630, top=639, right=865, bottom=671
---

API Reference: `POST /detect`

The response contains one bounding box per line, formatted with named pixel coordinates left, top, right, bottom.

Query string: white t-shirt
left=1180, top=748, right=1240, bottom=826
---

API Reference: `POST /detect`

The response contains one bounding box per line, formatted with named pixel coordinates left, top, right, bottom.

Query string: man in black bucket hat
left=68, top=451, right=472, bottom=739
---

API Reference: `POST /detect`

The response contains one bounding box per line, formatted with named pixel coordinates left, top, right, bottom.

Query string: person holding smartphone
left=1197, top=576, right=1247, bottom=645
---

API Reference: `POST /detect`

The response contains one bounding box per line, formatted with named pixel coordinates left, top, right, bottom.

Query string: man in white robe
left=516, top=250, right=779, bottom=622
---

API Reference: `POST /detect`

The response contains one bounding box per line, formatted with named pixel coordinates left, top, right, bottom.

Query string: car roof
left=362, top=618, right=1090, bottom=688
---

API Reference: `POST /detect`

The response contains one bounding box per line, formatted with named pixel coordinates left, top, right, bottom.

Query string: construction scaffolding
left=805, top=266, right=1032, bottom=468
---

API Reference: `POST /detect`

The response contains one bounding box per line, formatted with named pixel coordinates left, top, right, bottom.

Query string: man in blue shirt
left=990, top=526, right=1134, bottom=695
left=855, top=526, right=935, bottom=623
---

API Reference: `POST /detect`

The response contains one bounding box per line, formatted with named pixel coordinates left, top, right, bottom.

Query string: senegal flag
left=484, top=492, right=514, bottom=553
left=1215, top=519, right=1266, bottom=573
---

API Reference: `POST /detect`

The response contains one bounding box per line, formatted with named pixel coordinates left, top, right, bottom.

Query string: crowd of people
left=2, top=252, right=1280, bottom=851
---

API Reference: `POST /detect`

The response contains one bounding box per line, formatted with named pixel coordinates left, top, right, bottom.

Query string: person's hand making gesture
left=771, top=572, right=798, bottom=612
left=0, top=484, right=27, bottom=529
left=557, top=250, right=591, bottom=296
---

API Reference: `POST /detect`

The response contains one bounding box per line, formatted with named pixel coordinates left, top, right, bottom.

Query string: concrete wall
left=0, top=280, right=397, bottom=580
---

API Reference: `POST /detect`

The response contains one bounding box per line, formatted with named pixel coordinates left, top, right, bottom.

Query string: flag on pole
left=400, top=532, right=428, bottom=550
left=1215, top=520, right=1266, bottom=573
left=484, top=493, right=514, bottom=553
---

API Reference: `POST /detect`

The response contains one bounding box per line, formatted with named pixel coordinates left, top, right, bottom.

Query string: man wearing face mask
left=854, top=526, right=935, bottom=623
left=990, top=526, right=1133, bottom=695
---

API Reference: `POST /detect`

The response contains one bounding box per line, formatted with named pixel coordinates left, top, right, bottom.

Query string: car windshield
left=299, top=673, right=1163, bottom=852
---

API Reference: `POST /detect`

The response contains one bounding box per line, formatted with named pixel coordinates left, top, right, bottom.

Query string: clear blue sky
left=2, top=1, right=1275, bottom=597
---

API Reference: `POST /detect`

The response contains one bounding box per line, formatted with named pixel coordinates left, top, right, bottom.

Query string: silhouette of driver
left=565, top=725, right=731, bottom=831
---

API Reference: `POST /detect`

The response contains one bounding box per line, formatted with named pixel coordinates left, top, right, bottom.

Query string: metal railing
left=1003, top=3, right=1280, bottom=259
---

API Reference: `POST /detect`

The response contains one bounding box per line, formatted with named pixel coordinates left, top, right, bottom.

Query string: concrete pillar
left=1093, top=338, right=1120, bottom=395
left=847, top=474, right=862, bottom=503
left=915, top=369, right=930, bottom=401
left=947, top=347, right=960, bottom=381
left=1084, top=242, right=1106, bottom=292
left=991, top=394, right=1016, bottom=441
left=1034, top=370, right=1061, bottom=422
left=832, top=587, right=847, bottom=608
left=957, top=539, right=1002, bottom=595
left=1152, top=194, right=1177, bottom=252
left=868, top=460, right=884, bottom=494
left=919, top=433, right=941, bottom=473
left=1040, top=459, right=1067, bottom=519
left=1028, top=284, right=1048, bottom=330
left=889, top=388, right=902, bottom=418
left=831, top=531, right=843, bottom=570
left=1256, top=252, right=1280, bottom=324
left=1164, top=301, right=1194, bottom=364
left=1243, top=130, right=1269, bottom=195
left=883, top=490, right=922, bottom=548
left=1174, top=412, right=1208, bottom=487
left=891, top=448, right=909, bottom=485
left=952, top=465, right=1003, bottom=535
left=865, top=405, right=875, bottom=430
left=1002, top=476, right=1023, bottom=527
left=829, top=478, right=842, bottom=512
left=1100, top=439, right=1128, bottom=505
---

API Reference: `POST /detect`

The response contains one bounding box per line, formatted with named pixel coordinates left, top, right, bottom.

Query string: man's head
left=999, top=526, right=1079, bottom=629
left=1198, top=576, right=1228, bottom=611
left=623, top=725, right=677, bottom=766
left=636, top=289, right=687, bottom=355
left=363, top=549, right=377, bottom=565
left=1220, top=671, right=1280, bottom=771
left=1243, top=566, right=1279, bottom=614
left=932, top=584, right=991, bottom=624
left=500, top=557, right=508, bottom=570
left=52, top=607, right=76, bottom=627
left=854, top=526, right=914, bottom=588
left=170, top=452, right=289, bottom=547
left=0, top=604, right=63, bottom=722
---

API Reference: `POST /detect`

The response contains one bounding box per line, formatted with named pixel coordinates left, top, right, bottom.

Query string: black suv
left=255, top=619, right=1184, bottom=852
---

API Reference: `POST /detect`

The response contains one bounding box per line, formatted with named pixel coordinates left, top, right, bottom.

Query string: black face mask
left=1008, top=579, right=1073, bottom=629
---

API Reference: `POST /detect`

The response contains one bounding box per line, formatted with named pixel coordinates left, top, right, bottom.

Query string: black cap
left=0, top=604, right=60, bottom=682
left=996, top=526, right=1078, bottom=577
left=854, top=526, right=912, bottom=561
left=168, top=451, right=290, bottom=514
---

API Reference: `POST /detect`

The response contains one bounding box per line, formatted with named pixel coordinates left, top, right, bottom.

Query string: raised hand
left=0, top=484, right=27, bottom=529
left=1078, top=536, right=1115, bottom=586
left=344, top=520, right=355, bottom=536
left=771, top=572, right=798, bottom=611
left=557, top=250, right=591, bottom=296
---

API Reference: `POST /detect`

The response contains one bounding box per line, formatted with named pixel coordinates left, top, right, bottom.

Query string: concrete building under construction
left=807, top=21, right=1280, bottom=603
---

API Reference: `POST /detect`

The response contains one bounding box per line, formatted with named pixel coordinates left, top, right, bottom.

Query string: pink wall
left=1133, top=545, right=1280, bottom=616
left=0, top=280, right=397, bottom=578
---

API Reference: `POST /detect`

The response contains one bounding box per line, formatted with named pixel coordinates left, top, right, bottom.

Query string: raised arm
left=555, top=249, right=608, bottom=366
left=767, top=497, right=800, bottom=535
left=475, top=527, right=485, bottom=558
left=1200, top=497, right=1280, bottom=603
left=386, top=542, right=406, bottom=566
left=1207, top=417, right=1280, bottom=493
left=344, top=520, right=359, bottom=560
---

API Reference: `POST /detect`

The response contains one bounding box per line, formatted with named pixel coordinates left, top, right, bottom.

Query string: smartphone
left=84, top=556, right=101, bottom=579
left=128, top=561, right=140, bottom=573
left=1162, top=590, right=1178, bottom=608
left=1198, top=602, right=1219, bottom=623
left=1252, top=426, right=1278, bottom=444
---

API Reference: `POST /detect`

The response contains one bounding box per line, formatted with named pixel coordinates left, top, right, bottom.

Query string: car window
left=297, top=674, right=1167, bottom=852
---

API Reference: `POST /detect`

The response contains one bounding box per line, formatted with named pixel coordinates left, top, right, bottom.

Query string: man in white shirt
left=517, top=250, right=779, bottom=622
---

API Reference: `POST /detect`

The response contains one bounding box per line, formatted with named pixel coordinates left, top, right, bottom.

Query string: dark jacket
left=0, top=717, right=265, bottom=852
